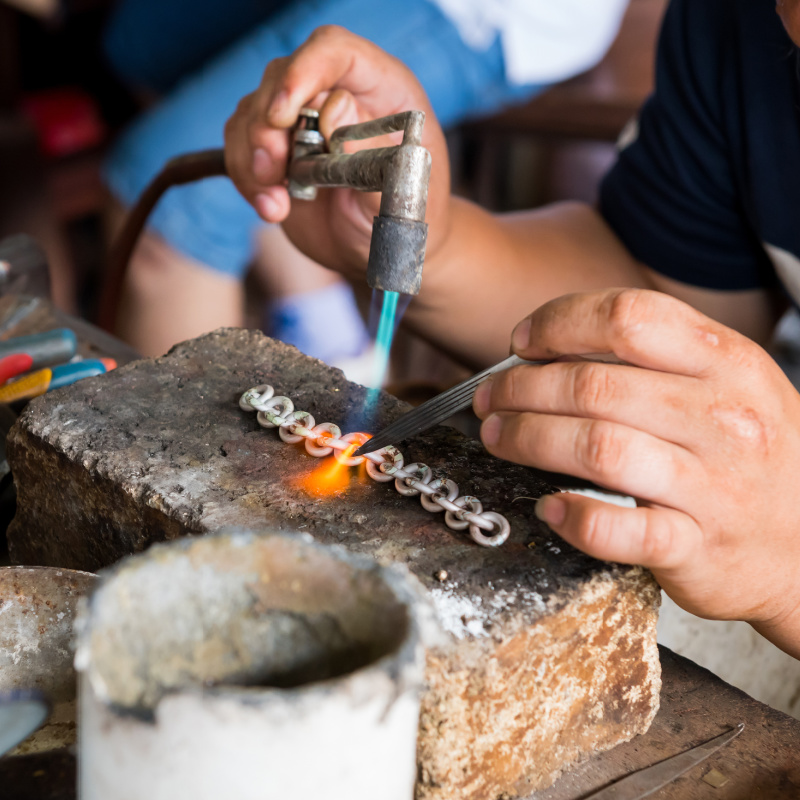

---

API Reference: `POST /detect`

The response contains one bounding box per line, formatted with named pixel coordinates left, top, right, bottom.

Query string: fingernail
left=255, top=192, right=279, bottom=219
left=481, top=414, right=502, bottom=447
left=252, top=148, right=271, bottom=179
left=512, top=318, right=532, bottom=353
left=535, top=495, right=567, bottom=527
left=473, top=378, right=493, bottom=416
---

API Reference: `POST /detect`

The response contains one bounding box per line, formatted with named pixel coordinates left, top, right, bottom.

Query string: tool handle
left=0, top=359, right=110, bottom=403
left=0, top=369, right=52, bottom=402
left=0, top=328, right=77, bottom=368
left=48, top=360, right=108, bottom=390
left=0, top=353, right=33, bottom=384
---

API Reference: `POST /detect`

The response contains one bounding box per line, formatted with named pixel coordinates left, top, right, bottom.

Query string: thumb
left=319, top=89, right=359, bottom=141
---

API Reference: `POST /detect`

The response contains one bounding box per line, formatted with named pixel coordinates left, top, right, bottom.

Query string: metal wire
left=239, top=384, right=511, bottom=548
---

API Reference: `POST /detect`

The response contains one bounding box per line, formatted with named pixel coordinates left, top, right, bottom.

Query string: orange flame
left=294, top=434, right=374, bottom=499
left=296, top=454, right=351, bottom=498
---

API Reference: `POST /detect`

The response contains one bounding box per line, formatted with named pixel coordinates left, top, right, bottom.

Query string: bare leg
left=252, top=226, right=369, bottom=365
left=252, top=225, right=339, bottom=299
left=115, top=228, right=244, bottom=356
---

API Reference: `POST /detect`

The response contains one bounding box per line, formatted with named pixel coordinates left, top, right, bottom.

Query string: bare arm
left=402, top=199, right=650, bottom=367
left=404, top=198, right=780, bottom=368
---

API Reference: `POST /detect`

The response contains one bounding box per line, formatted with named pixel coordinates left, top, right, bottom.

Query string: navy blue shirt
left=600, top=0, right=800, bottom=299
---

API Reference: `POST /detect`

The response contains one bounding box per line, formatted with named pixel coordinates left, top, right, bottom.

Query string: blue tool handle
left=49, top=359, right=107, bottom=390
left=0, top=328, right=77, bottom=368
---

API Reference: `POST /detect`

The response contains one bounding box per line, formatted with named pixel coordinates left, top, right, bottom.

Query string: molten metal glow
left=295, top=441, right=369, bottom=499
left=296, top=457, right=351, bottom=498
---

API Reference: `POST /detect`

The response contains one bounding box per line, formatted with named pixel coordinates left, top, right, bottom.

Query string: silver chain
left=239, top=384, right=511, bottom=547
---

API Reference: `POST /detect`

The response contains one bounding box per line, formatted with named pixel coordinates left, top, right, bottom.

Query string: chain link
left=239, top=385, right=511, bottom=547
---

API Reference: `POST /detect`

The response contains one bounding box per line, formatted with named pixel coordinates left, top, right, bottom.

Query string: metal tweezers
left=354, top=354, right=547, bottom=457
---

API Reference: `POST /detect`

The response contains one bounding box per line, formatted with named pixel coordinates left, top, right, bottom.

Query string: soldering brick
left=7, top=329, right=661, bottom=800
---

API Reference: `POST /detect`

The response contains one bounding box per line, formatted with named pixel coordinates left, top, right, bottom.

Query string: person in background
left=102, top=0, right=630, bottom=358
left=223, top=0, right=800, bottom=660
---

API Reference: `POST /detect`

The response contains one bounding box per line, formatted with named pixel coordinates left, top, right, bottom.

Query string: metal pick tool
left=354, top=354, right=548, bottom=457
left=584, top=723, right=744, bottom=799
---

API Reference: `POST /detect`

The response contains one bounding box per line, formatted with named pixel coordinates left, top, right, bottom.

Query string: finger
left=223, top=58, right=297, bottom=203
left=511, top=288, right=742, bottom=378
left=535, top=492, right=699, bottom=570
left=473, top=361, right=708, bottom=450
left=265, top=26, right=423, bottom=129
left=319, top=89, right=360, bottom=141
left=481, top=411, right=700, bottom=506
left=254, top=186, right=291, bottom=223
left=224, top=93, right=289, bottom=207
left=243, top=116, right=290, bottom=189
left=224, top=93, right=257, bottom=193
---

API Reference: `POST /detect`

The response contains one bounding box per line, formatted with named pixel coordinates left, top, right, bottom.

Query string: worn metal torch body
left=287, top=109, right=432, bottom=296
left=100, top=109, right=431, bottom=331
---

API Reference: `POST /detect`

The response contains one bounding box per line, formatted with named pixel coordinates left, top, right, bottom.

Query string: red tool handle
left=0, top=353, right=34, bottom=384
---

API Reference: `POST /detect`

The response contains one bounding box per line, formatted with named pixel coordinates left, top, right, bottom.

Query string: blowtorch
left=100, top=109, right=432, bottom=330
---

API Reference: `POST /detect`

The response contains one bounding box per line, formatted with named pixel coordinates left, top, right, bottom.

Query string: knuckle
left=239, top=92, right=256, bottom=118
left=502, top=366, right=530, bottom=409
left=729, top=334, right=766, bottom=373
left=604, top=289, right=653, bottom=347
left=263, top=55, right=289, bottom=77
left=573, top=363, right=617, bottom=417
left=500, top=412, right=539, bottom=462
left=246, top=119, right=266, bottom=148
left=576, top=505, right=615, bottom=555
left=309, top=24, right=347, bottom=43
left=639, top=516, right=676, bottom=565
left=580, top=420, right=625, bottom=478
left=226, top=97, right=249, bottom=135
left=711, top=402, right=771, bottom=453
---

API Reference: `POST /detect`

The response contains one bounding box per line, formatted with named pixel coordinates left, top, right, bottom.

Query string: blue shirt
left=600, top=0, right=800, bottom=300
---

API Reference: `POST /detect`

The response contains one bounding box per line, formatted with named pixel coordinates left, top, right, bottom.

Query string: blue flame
left=363, top=290, right=401, bottom=421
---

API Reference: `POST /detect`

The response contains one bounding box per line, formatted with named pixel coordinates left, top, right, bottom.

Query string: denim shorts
left=105, top=0, right=544, bottom=277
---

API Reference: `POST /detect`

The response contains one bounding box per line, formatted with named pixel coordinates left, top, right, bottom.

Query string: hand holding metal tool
left=354, top=355, right=548, bottom=457
left=102, top=109, right=432, bottom=329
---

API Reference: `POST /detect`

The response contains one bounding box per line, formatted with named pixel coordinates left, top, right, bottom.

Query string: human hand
left=224, top=26, right=451, bottom=283
left=473, top=288, right=800, bottom=658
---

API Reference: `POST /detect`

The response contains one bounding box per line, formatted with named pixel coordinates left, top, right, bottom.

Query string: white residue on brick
left=428, top=584, right=546, bottom=639
left=429, top=586, right=490, bottom=638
